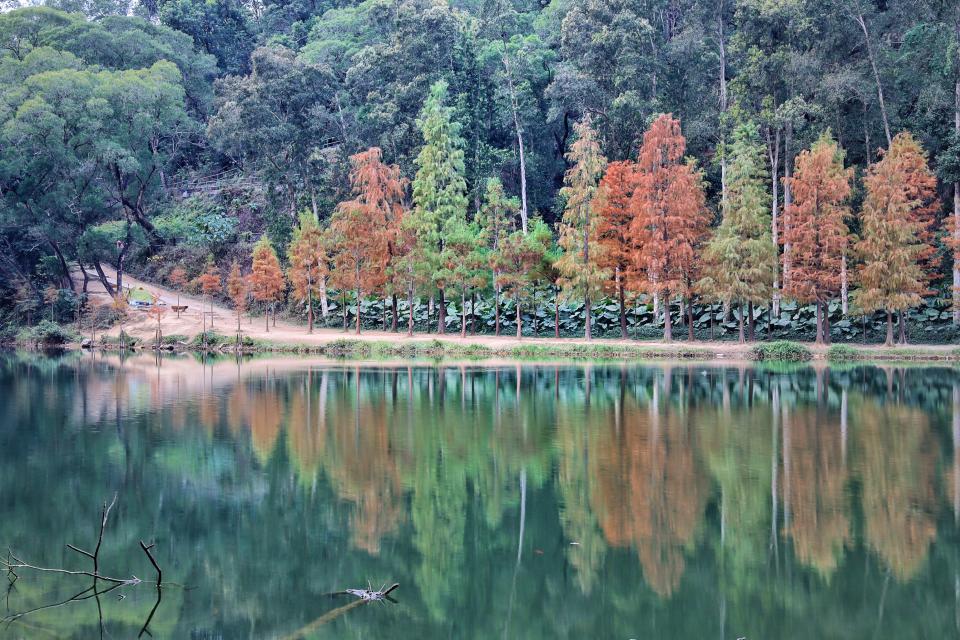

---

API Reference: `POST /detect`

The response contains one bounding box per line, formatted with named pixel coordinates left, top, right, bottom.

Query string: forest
left=1, top=0, right=959, bottom=346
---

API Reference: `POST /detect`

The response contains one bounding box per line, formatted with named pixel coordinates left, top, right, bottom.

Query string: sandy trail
left=76, top=265, right=958, bottom=357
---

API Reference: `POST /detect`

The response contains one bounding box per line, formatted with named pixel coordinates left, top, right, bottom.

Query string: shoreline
left=7, top=332, right=959, bottom=363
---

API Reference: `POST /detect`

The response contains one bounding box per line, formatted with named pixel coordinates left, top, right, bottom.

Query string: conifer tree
left=493, top=218, right=552, bottom=338
left=595, top=160, right=639, bottom=338
left=411, top=80, right=469, bottom=335
left=330, top=147, right=402, bottom=334
left=556, top=117, right=608, bottom=340
left=250, top=235, right=285, bottom=332
left=854, top=134, right=930, bottom=346
left=782, top=132, right=852, bottom=344
left=226, top=260, right=248, bottom=335
left=699, top=121, right=776, bottom=342
left=288, top=212, right=328, bottom=334
left=631, top=114, right=711, bottom=342
left=194, top=259, right=221, bottom=330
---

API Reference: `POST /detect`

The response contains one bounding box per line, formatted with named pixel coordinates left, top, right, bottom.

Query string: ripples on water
left=0, top=351, right=958, bottom=638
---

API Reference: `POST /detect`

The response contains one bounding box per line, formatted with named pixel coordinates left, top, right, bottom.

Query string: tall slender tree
left=853, top=134, right=932, bottom=345
left=631, top=114, right=711, bottom=342
left=493, top=218, right=551, bottom=338
left=330, top=147, right=402, bottom=334
left=555, top=117, right=608, bottom=340
left=288, top=212, right=328, bottom=334
left=699, top=121, right=776, bottom=342
left=411, top=80, right=469, bottom=335
left=595, top=160, right=639, bottom=338
left=782, top=132, right=852, bottom=344
left=226, top=260, right=248, bottom=337
left=250, top=235, right=285, bottom=332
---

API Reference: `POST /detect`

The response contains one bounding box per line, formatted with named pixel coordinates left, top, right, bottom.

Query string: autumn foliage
left=782, top=132, right=852, bottom=344
left=629, top=114, right=710, bottom=341
left=250, top=235, right=285, bottom=332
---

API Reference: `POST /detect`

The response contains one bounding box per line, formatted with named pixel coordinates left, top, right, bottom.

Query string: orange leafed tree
left=288, top=212, right=329, bottom=334
left=250, top=235, right=286, bottom=332
left=330, top=147, right=406, bottom=335
left=782, top=132, right=852, bottom=344
left=194, top=260, right=221, bottom=329
left=630, top=114, right=710, bottom=342
left=595, top=160, right=640, bottom=338
left=226, top=260, right=248, bottom=334
left=853, top=133, right=933, bottom=345
left=167, top=266, right=188, bottom=318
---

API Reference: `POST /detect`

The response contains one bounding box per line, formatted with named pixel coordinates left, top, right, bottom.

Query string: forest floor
left=76, top=266, right=960, bottom=362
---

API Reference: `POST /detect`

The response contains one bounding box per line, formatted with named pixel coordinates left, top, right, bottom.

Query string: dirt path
left=79, top=266, right=958, bottom=359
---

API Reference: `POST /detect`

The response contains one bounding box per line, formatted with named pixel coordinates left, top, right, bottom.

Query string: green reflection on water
left=1, top=351, right=959, bottom=638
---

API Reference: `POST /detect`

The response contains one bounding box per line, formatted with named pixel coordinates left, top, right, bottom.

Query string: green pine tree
left=411, top=80, right=469, bottom=334
left=699, top=121, right=776, bottom=342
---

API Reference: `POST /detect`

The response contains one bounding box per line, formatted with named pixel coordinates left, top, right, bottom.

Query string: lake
left=0, top=351, right=958, bottom=639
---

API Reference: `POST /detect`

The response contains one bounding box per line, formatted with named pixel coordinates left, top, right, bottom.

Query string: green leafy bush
left=752, top=341, right=812, bottom=362
left=826, top=344, right=861, bottom=362
left=17, top=321, right=79, bottom=346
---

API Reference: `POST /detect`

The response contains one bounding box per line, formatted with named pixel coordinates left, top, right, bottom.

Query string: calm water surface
left=1, top=352, right=959, bottom=639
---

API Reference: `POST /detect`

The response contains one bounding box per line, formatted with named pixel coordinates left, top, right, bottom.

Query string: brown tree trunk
left=391, top=295, right=398, bottom=332
left=407, top=284, right=414, bottom=337
left=885, top=310, right=894, bottom=346
left=460, top=290, right=467, bottom=338
left=584, top=292, right=592, bottom=340
left=355, top=285, right=362, bottom=335
left=495, top=287, right=501, bottom=336
left=738, top=302, right=745, bottom=344
left=438, top=289, right=446, bottom=334
left=307, top=287, right=314, bottom=334
left=748, top=301, right=756, bottom=341
left=815, top=300, right=823, bottom=344
left=617, top=270, right=628, bottom=339
left=470, top=291, right=476, bottom=336
left=516, top=296, right=522, bottom=339
left=662, top=292, right=672, bottom=342
left=898, top=310, right=908, bottom=345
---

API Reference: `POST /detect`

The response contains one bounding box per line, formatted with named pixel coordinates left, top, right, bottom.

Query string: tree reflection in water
left=0, top=352, right=958, bottom=638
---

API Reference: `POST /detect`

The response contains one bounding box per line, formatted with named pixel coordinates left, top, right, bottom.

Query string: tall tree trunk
left=516, top=296, right=522, bottom=339
left=823, top=301, right=832, bottom=344
left=738, top=302, right=745, bottom=343
left=48, top=240, right=75, bottom=292
left=470, top=291, right=476, bottom=336
left=355, top=285, right=362, bottom=335
left=617, top=268, right=628, bottom=338
left=748, top=301, right=756, bottom=341
left=407, top=284, right=414, bottom=337
left=438, top=289, right=446, bottom=334
left=840, top=254, right=849, bottom=316
left=768, top=127, right=782, bottom=315
left=853, top=8, right=892, bottom=146
left=391, top=295, right=398, bottom=332
left=898, top=310, right=908, bottom=345
left=502, top=43, right=529, bottom=234
left=307, top=285, right=314, bottom=334
left=342, top=291, right=348, bottom=331
left=718, top=0, right=729, bottom=219
left=663, top=292, right=672, bottom=342
left=320, top=277, right=329, bottom=318
left=815, top=300, right=824, bottom=344
left=495, top=285, right=501, bottom=336
left=267, top=303, right=271, bottom=332
left=955, top=77, right=960, bottom=324
left=460, top=290, right=467, bottom=338
left=885, top=310, right=894, bottom=346
left=783, top=123, right=793, bottom=290
left=584, top=292, right=592, bottom=340
left=687, top=298, right=694, bottom=341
